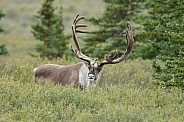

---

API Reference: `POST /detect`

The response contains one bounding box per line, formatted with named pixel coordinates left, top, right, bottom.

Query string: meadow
left=0, top=57, right=183, bottom=121
left=0, top=0, right=184, bottom=121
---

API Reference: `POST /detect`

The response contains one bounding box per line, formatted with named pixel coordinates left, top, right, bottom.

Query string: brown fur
left=34, top=62, right=83, bottom=87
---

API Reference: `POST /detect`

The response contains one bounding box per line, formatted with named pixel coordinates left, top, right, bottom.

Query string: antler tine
left=73, top=14, right=90, bottom=33
left=70, top=14, right=93, bottom=62
left=99, top=21, right=134, bottom=66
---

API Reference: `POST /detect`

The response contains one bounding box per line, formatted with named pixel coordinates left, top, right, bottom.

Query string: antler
left=70, top=14, right=134, bottom=66
left=69, top=14, right=93, bottom=62
left=99, top=21, right=134, bottom=66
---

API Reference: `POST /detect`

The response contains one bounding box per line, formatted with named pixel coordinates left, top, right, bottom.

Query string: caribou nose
left=88, top=73, right=95, bottom=79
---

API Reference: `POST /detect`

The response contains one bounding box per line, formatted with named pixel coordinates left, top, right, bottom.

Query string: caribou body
left=34, top=62, right=101, bottom=88
left=34, top=14, right=134, bottom=89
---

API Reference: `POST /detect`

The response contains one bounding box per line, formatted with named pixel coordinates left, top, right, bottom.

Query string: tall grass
left=0, top=57, right=183, bottom=121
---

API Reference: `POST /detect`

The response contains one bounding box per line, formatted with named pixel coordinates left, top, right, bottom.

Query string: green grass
left=0, top=57, right=183, bottom=121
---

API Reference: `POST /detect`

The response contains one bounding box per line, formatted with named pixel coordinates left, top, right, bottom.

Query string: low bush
left=0, top=57, right=183, bottom=121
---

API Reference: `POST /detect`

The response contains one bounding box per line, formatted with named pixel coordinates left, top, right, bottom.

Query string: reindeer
left=34, top=14, right=134, bottom=89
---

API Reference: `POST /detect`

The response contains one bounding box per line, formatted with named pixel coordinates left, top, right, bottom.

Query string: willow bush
left=0, top=57, right=183, bottom=121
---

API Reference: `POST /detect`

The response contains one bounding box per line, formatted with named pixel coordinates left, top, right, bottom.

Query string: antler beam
left=99, top=21, right=134, bottom=66
left=69, top=14, right=93, bottom=62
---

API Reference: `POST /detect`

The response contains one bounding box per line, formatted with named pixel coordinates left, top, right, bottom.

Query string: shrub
left=0, top=57, right=183, bottom=121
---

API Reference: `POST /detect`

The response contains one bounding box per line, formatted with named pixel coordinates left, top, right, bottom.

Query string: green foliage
left=0, top=57, right=183, bottom=121
left=153, top=52, right=184, bottom=89
left=0, top=44, right=9, bottom=56
left=82, top=0, right=145, bottom=59
left=0, top=10, right=5, bottom=33
left=31, top=0, right=70, bottom=59
left=0, top=10, right=8, bottom=56
left=135, top=0, right=184, bottom=88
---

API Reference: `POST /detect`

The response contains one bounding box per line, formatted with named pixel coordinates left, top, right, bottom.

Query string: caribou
left=34, top=14, right=134, bottom=89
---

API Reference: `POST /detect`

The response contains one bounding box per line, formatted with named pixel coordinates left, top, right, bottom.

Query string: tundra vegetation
left=0, top=0, right=183, bottom=121
left=0, top=57, right=183, bottom=121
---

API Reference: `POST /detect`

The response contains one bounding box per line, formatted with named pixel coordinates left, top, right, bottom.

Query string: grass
left=0, top=57, right=183, bottom=121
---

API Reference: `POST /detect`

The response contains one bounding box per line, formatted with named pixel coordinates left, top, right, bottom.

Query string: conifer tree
left=82, top=0, right=144, bottom=59
left=134, top=0, right=184, bottom=88
left=144, top=0, right=184, bottom=89
left=31, top=0, right=70, bottom=59
left=0, top=10, right=8, bottom=56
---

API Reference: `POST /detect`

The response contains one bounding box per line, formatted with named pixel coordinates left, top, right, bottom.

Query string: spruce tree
left=31, top=0, right=70, bottom=59
left=0, top=10, right=8, bottom=56
left=82, top=0, right=144, bottom=59
left=136, top=0, right=184, bottom=89
left=149, top=0, right=184, bottom=89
